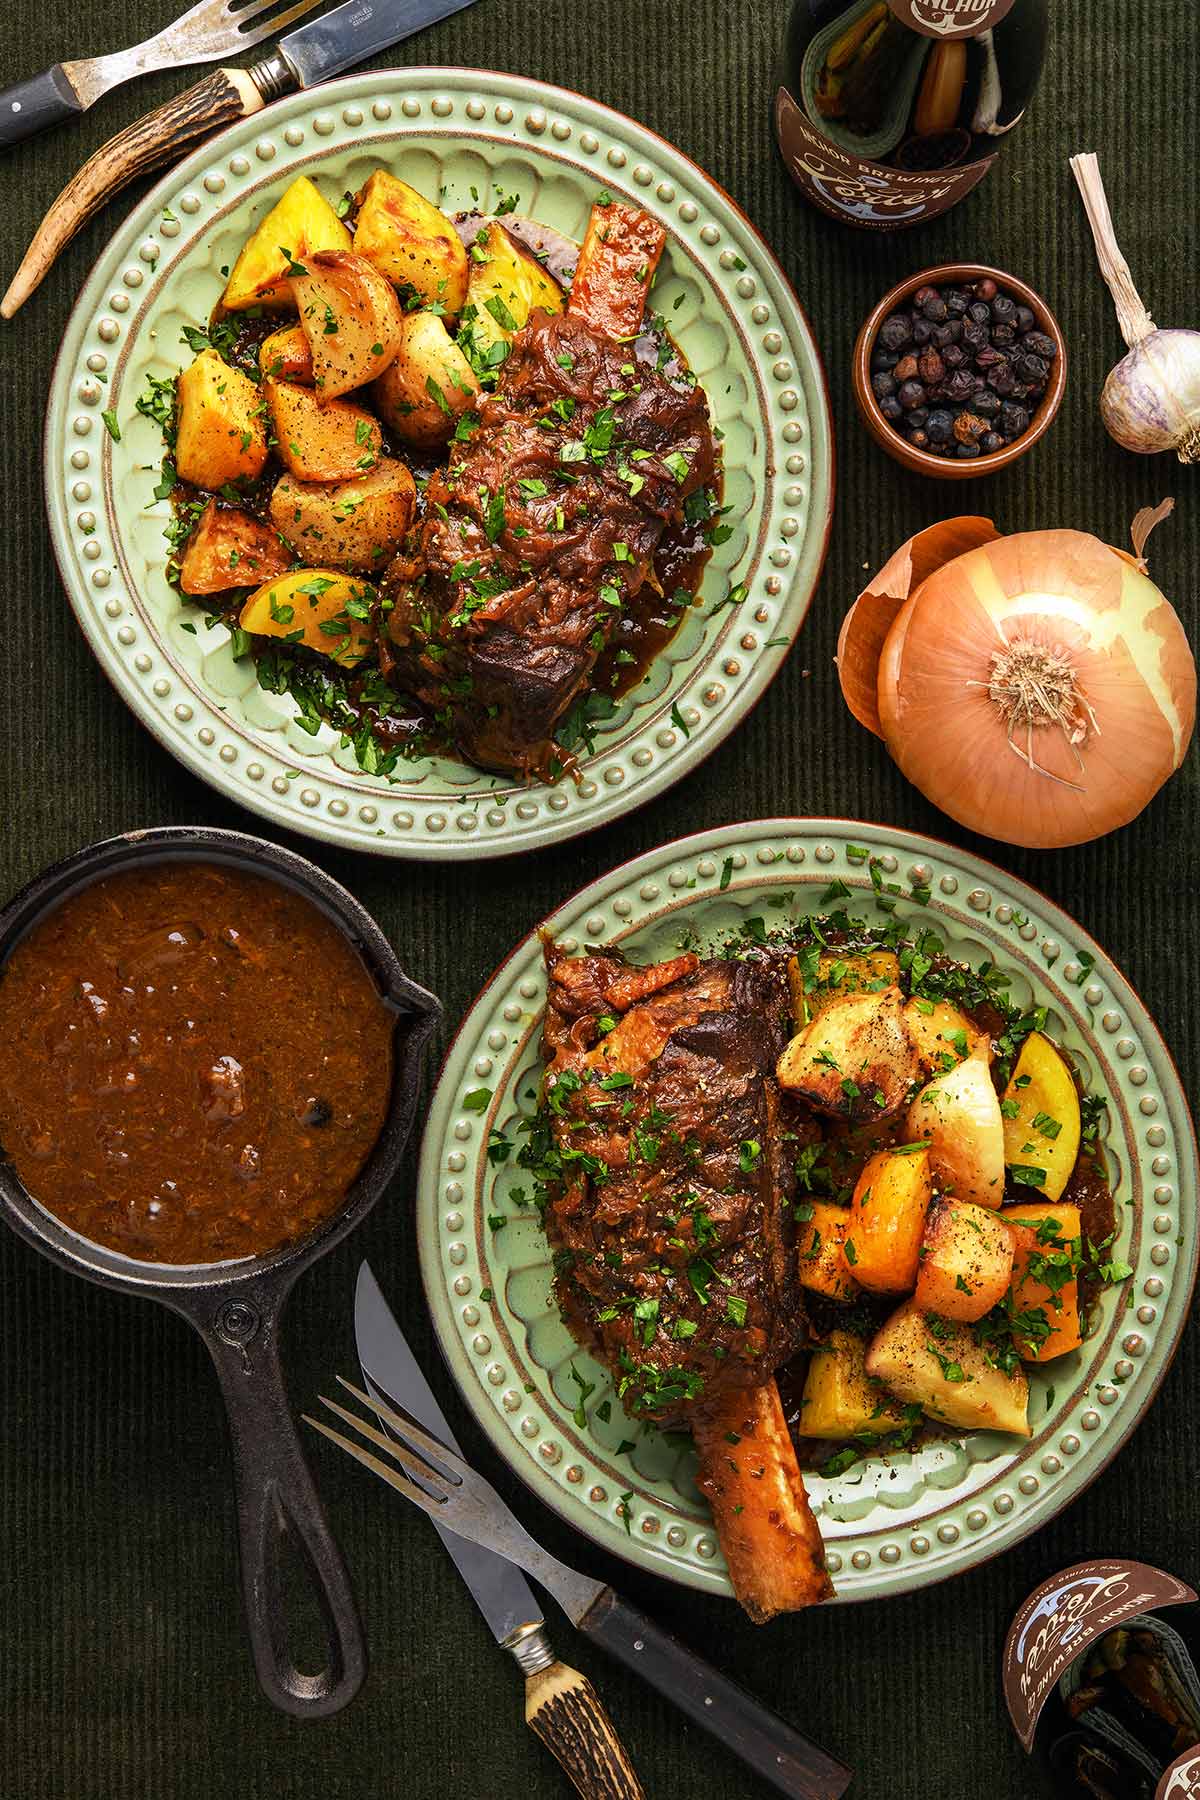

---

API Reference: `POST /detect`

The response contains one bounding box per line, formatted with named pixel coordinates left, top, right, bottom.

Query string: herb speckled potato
left=269, top=461, right=416, bottom=573
left=263, top=378, right=383, bottom=484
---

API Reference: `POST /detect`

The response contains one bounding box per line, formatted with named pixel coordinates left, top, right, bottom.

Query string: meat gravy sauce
left=0, top=862, right=394, bottom=1264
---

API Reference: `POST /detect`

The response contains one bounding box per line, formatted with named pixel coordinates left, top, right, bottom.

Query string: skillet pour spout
left=0, top=825, right=441, bottom=1718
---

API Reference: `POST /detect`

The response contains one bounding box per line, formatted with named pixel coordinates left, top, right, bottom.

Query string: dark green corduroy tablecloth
left=1, top=3, right=1197, bottom=1795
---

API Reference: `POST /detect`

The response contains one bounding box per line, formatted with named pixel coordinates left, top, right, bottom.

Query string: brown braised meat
left=540, top=941, right=806, bottom=1423
left=383, top=208, right=716, bottom=779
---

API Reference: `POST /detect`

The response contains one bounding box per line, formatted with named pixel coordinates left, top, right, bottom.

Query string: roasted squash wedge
left=1001, top=1033, right=1083, bottom=1202
left=174, top=350, right=268, bottom=490
left=913, top=1198, right=1016, bottom=1322
left=290, top=250, right=404, bottom=399
left=263, top=378, right=382, bottom=483
left=845, top=1145, right=934, bottom=1293
left=352, top=169, right=469, bottom=312
left=269, top=459, right=416, bottom=573
left=458, top=220, right=564, bottom=366
left=865, top=1300, right=1031, bottom=1437
left=221, top=175, right=351, bottom=313
left=1003, top=1201, right=1084, bottom=1362
left=372, top=310, right=479, bottom=447
left=796, top=1330, right=912, bottom=1440
left=178, top=500, right=292, bottom=595
left=239, top=567, right=375, bottom=667
left=797, top=1200, right=859, bottom=1301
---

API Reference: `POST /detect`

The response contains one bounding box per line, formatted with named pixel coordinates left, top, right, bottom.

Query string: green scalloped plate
left=45, top=70, right=833, bottom=860
left=417, top=819, right=1198, bottom=1603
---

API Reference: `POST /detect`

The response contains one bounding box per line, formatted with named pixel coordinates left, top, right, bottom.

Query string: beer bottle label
left=1004, top=1560, right=1198, bottom=1753
left=886, top=0, right=1019, bottom=37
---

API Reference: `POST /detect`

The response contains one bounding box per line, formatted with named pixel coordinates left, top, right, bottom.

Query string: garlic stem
left=1070, top=152, right=1157, bottom=348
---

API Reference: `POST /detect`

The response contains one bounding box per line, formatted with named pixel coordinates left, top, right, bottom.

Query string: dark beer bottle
left=775, top=0, right=1049, bottom=229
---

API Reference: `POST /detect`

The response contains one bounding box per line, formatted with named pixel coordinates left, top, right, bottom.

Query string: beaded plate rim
left=417, top=818, right=1198, bottom=1604
left=44, top=68, right=834, bottom=860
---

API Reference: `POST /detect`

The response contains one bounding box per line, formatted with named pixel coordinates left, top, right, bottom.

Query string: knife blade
left=278, top=0, right=475, bottom=88
left=1, top=0, right=481, bottom=316
left=354, top=1260, right=548, bottom=1648
left=354, top=1263, right=647, bottom=1800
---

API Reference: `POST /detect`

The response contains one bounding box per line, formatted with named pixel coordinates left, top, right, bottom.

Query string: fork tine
left=338, top=1375, right=471, bottom=1483
left=317, top=1393, right=452, bottom=1497
left=302, top=1414, right=448, bottom=1521
left=233, top=0, right=325, bottom=40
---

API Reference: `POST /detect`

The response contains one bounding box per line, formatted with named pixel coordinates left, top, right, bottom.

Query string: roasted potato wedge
left=352, top=169, right=469, bottom=312
left=259, top=324, right=314, bottom=384
left=796, top=1330, right=912, bottom=1440
left=178, top=499, right=292, bottom=595
left=221, top=175, right=351, bottom=313
left=866, top=1300, right=1030, bottom=1437
left=907, top=1057, right=1006, bottom=1208
left=458, top=219, right=564, bottom=369
left=269, top=459, right=416, bottom=573
left=289, top=250, right=404, bottom=399
left=372, top=311, right=480, bottom=447
left=568, top=200, right=665, bottom=339
left=797, top=1200, right=859, bottom=1301
left=174, top=350, right=268, bottom=490
left=788, top=947, right=900, bottom=1028
left=693, top=1380, right=833, bottom=1620
left=239, top=567, right=375, bottom=667
left=777, top=986, right=922, bottom=1124
left=904, top=997, right=990, bottom=1072
left=263, top=377, right=382, bottom=483
left=913, top=1199, right=1016, bottom=1322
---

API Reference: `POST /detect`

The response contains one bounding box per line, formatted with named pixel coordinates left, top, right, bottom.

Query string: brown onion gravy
left=0, top=862, right=394, bottom=1264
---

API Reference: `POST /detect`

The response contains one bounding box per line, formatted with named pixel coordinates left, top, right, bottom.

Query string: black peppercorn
left=980, top=431, right=1005, bottom=453
left=908, top=429, right=929, bottom=449
left=1016, top=352, right=1048, bottom=384
left=991, top=322, right=1016, bottom=347
left=968, top=300, right=991, bottom=325
left=1015, top=305, right=1037, bottom=333
left=973, top=389, right=1001, bottom=417
left=897, top=379, right=926, bottom=410
left=878, top=313, right=911, bottom=352
left=925, top=409, right=954, bottom=444
left=962, top=319, right=988, bottom=351
left=879, top=394, right=903, bottom=421
left=1023, top=330, right=1057, bottom=360
left=999, top=401, right=1030, bottom=436
left=920, top=292, right=948, bottom=322
left=990, top=295, right=1017, bottom=325
left=956, top=441, right=982, bottom=458
left=872, top=370, right=897, bottom=399
left=942, top=344, right=966, bottom=369
left=945, top=369, right=976, bottom=403
left=871, top=347, right=899, bottom=373
left=988, top=363, right=1017, bottom=395
left=974, top=277, right=998, bottom=302
left=911, top=317, right=934, bottom=346
left=905, top=407, right=929, bottom=429
left=945, top=289, right=969, bottom=317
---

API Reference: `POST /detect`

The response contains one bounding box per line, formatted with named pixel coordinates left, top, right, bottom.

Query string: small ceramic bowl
left=852, top=262, right=1067, bottom=480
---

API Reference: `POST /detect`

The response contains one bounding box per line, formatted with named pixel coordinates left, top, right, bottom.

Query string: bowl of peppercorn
left=853, top=263, right=1067, bottom=479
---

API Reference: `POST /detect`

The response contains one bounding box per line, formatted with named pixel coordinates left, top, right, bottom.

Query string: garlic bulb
left=1070, top=153, right=1200, bottom=462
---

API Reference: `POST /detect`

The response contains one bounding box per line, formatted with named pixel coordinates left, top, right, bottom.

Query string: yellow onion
left=1071, top=153, right=1200, bottom=462
left=838, top=506, right=1196, bottom=849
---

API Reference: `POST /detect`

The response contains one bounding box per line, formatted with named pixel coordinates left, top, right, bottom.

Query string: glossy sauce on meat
left=0, top=863, right=394, bottom=1265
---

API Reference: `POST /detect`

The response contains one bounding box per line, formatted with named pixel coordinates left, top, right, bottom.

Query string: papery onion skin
left=875, top=529, right=1196, bottom=849
left=837, top=517, right=999, bottom=738
left=1101, top=329, right=1200, bottom=462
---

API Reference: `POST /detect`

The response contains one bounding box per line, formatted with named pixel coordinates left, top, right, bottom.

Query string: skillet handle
left=201, top=1292, right=366, bottom=1718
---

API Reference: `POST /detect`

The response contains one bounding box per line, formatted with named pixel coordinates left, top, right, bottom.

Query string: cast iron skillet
left=0, top=826, right=440, bottom=1718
